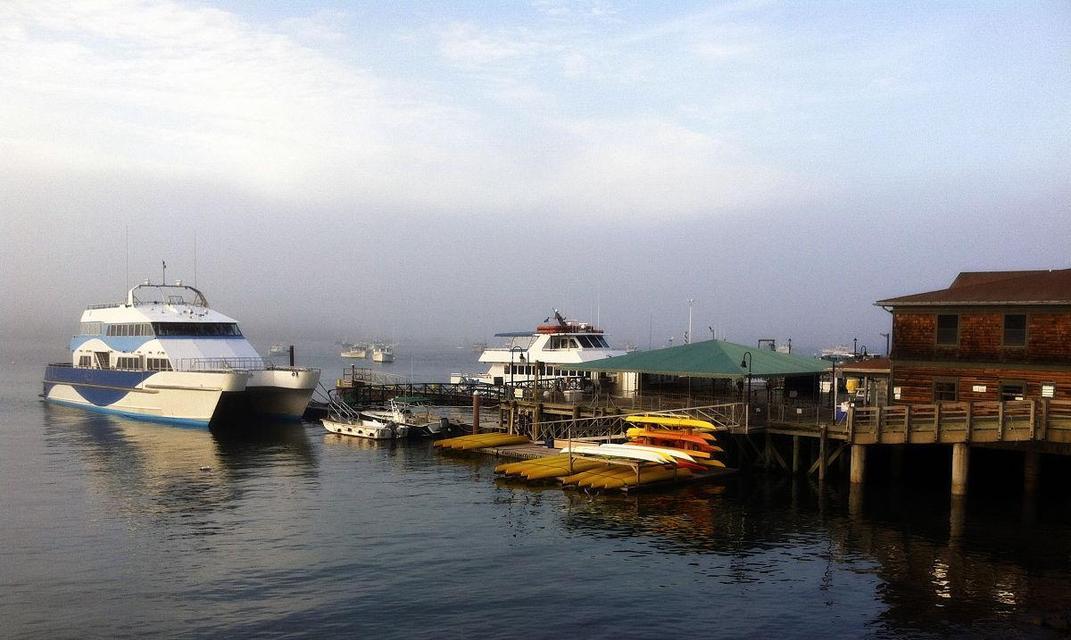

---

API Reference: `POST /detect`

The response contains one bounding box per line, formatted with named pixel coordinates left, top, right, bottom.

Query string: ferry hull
left=208, top=369, right=321, bottom=422
left=42, top=366, right=247, bottom=426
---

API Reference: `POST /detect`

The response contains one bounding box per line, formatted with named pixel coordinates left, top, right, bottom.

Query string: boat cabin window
left=106, top=323, right=154, bottom=337
left=115, top=356, right=142, bottom=370
left=79, top=322, right=103, bottom=335
left=151, top=322, right=242, bottom=337
left=146, top=358, right=173, bottom=371
left=78, top=355, right=93, bottom=368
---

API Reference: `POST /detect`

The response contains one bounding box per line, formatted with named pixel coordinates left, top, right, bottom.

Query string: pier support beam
left=532, top=402, right=542, bottom=443
left=792, top=436, right=800, bottom=474
left=849, top=445, right=867, bottom=484
left=1024, top=450, right=1040, bottom=495
left=472, top=392, right=481, bottom=435
left=818, top=427, right=828, bottom=482
left=889, top=445, right=904, bottom=482
left=951, top=443, right=970, bottom=497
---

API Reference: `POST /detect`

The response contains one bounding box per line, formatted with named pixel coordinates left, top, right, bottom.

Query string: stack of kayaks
left=494, top=454, right=602, bottom=480
left=495, top=414, right=727, bottom=491
left=434, top=432, right=530, bottom=451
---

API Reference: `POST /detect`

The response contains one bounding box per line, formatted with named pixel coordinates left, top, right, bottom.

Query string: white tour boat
left=42, top=282, right=321, bottom=426
left=450, top=311, right=627, bottom=385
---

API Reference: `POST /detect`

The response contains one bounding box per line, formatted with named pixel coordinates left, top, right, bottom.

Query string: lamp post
left=687, top=298, right=694, bottom=344
left=740, top=351, right=753, bottom=431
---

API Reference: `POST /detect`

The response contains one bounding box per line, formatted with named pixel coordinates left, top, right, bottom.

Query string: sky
left=1, top=0, right=1069, bottom=353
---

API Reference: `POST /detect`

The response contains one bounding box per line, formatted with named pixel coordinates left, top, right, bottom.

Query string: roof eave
left=875, top=300, right=1071, bottom=307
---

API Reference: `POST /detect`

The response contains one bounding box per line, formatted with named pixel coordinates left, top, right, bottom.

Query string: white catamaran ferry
left=450, top=311, right=627, bottom=385
left=42, top=282, right=321, bottom=426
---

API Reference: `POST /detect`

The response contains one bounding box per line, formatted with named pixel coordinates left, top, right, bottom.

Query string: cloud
left=0, top=1, right=806, bottom=223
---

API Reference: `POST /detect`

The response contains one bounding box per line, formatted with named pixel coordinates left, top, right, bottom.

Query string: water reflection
left=550, top=473, right=1071, bottom=636
left=42, top=404, right=317, bottom=535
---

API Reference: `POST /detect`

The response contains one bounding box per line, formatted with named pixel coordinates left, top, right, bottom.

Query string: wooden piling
left=850, top=444, right=866, bottom=484
left=951, top=443, right=969, bottom=496
left=818, top=425, right=828, bottom=481
left=792, top=435, right=800, bottom=474
left=1024, top=450, right=1040, bottom=495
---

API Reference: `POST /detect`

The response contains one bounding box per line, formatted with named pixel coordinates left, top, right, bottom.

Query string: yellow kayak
left=624, top=415, right=717, bottom=431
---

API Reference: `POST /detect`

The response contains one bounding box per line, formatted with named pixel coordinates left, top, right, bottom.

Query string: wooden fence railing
left=844, top=399, right=1071, bottom=445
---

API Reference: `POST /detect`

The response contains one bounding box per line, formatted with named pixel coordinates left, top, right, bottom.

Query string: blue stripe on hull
left=44, top=397, right=210, bottom=428
left=44, top=366, right=156, bottom=406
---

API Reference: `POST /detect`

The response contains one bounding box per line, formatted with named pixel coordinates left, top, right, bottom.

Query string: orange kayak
left=627, top=427, right=716, bottom=442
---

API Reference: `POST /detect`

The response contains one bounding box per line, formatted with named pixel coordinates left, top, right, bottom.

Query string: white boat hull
left=42, top=367, right=247, bottom=426
left=322, top=417, right=397, bottom=439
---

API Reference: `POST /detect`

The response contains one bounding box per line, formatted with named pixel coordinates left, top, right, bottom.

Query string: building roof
left=875, top=268, right=1071, bottom=307
left=572, top=340, right=829, bottom=378
left=839, top=357, right=891, bottom=375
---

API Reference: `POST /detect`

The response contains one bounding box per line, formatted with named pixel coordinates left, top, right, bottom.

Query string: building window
left=934, top=379, right=958, bottom=402
left=1000, top=382, right=1026, bottom=401
left=1003, top=314, right=1026, bottom=346
left=936, top=314, right=959, bottom=345
left=1041, top=384, right=1056, bottom=399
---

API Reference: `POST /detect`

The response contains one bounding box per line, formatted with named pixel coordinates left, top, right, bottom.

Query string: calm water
left=4, top=340, right=1071, bottom=638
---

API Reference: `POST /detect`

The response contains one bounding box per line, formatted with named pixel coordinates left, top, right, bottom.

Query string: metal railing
left=514, top=402, right=748, bottom=442
left=338, top=367, right=410, bottom=386
left=176, top=357, right=318, bottom=373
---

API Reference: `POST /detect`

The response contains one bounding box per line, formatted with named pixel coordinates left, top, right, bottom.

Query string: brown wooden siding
left=892, top=365, right=1071, bottom=404
left=891, top=309, right=1071, bottom=364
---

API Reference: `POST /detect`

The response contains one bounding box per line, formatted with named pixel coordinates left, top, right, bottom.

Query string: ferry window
left=934, top=379, right=958, bottom=402
left=151, top=322, right=242, bottom=337
left=1000, top=382, right=1025, bottom=401
left=1003, top=314, right=1026, bottom=346
left=936, top=315, right=958, bottom=346
left=147, top=358, right=172, bottom=371
left=78, top=355, right=92, bottom=368
left=80, top=322, right=103, bottom=335
left=116, top=356, right=141, bottom=370
left=577, top=336, right=592, bottom=348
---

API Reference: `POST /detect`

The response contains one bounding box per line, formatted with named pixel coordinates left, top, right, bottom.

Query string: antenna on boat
left=124, top=224, right=129, bottom=292
left=193, top=231, right=197, bottom=288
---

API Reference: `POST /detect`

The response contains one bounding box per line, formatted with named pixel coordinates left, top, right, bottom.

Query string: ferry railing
left=176, top=357, right=319, bottom=373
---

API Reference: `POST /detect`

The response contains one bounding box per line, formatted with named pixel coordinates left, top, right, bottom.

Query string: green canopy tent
left=572, top=340, right=829, bottom=378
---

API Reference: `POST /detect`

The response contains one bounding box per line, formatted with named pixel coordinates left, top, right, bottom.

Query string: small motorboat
left=362, top=398, right=448, bottom=437
left=322, top=414, right=408, bottom=439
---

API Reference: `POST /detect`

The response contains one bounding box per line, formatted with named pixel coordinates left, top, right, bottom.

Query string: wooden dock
left=759, top=399, right=1071, bottom=496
